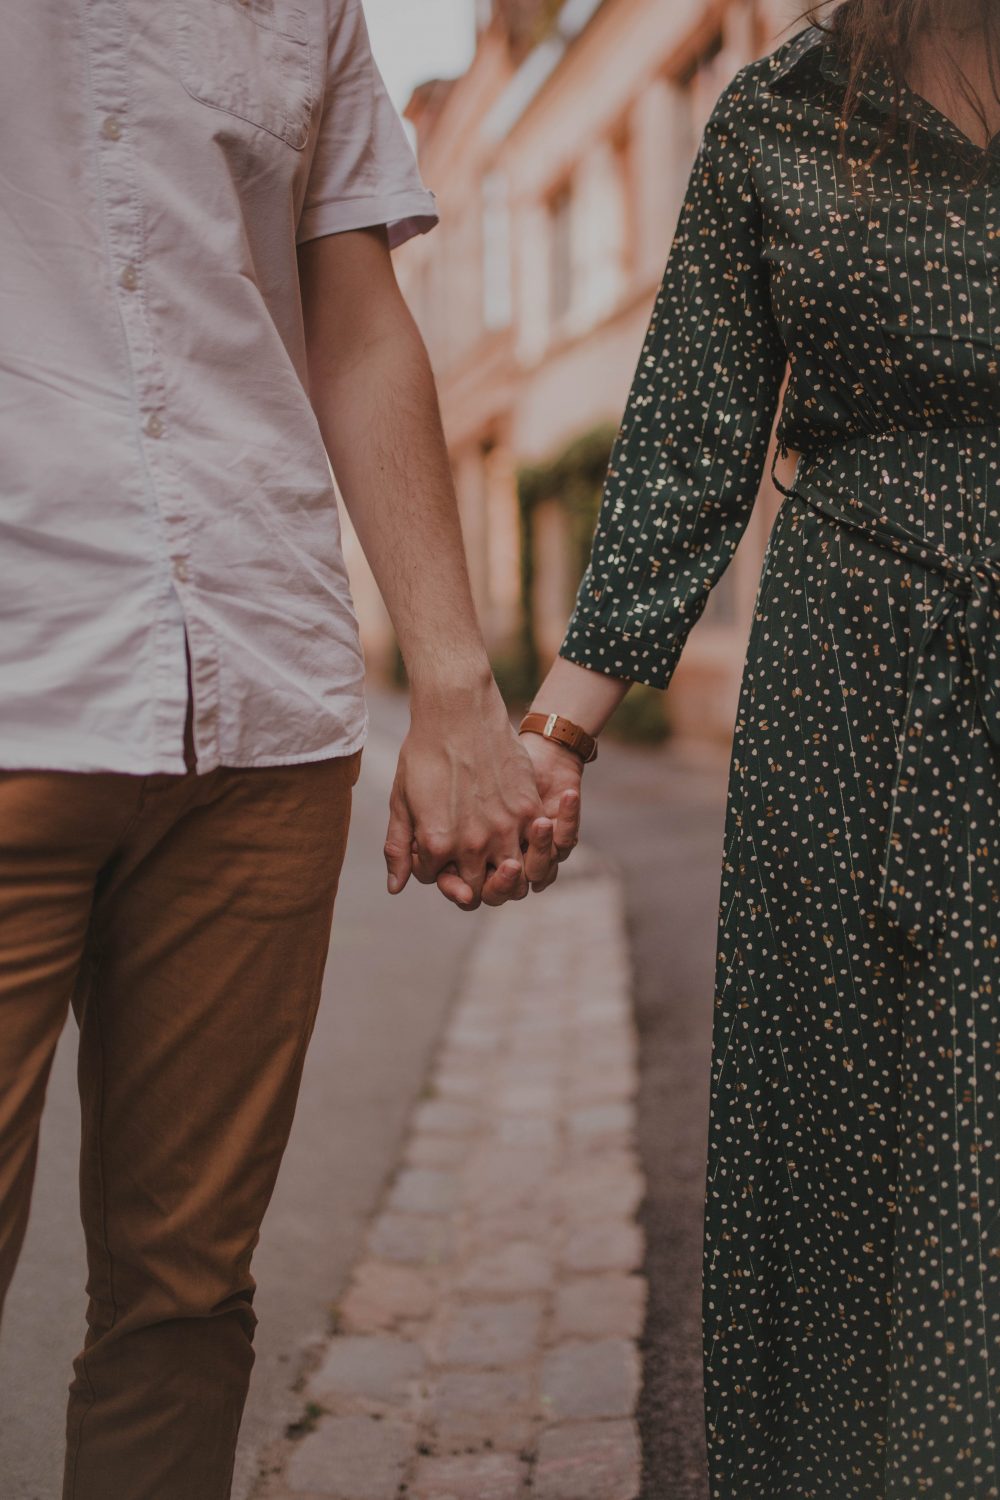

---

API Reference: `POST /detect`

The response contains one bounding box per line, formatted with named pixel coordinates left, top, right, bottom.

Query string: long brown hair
left=803, top=1, right=1000, bottom=148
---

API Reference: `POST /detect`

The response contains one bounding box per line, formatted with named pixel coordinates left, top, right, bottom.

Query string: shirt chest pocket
left=175, top=0, right=314, bottom=150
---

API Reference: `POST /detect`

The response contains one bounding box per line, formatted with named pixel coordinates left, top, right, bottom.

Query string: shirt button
left=144, top=413, right=164, bottom=439
left=174, top=559, right=189, bottom=583
left=119, top=263, right=139, bottom=291
left=101, top=116, right=122, bottom=140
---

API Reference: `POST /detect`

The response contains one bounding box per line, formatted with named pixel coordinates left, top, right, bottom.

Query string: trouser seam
left=65, top=930, right=117, bottom=1500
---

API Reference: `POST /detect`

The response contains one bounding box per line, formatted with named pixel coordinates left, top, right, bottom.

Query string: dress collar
left=771, top=25, right=828, bottom=86
left=772, top=23, right=1000, bottom=163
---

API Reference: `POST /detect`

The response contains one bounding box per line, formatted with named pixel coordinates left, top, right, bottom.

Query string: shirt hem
left=195, top=716, right=369, bottom=774
left=0, top=718, right=370, bottom=778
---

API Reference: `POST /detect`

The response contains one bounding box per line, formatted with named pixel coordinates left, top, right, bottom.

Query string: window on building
left=610, top=120, right=637, bottom=288
left=482, top=171, right=513, bottom=330
left=549, top=181, right=574, bottom=326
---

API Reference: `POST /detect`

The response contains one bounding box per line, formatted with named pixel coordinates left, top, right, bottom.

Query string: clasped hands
left=383, top=683, right=585, bottom=911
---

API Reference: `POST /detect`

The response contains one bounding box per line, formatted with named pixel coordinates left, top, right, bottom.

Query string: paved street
left=0, top=691, right=729, bottom=1500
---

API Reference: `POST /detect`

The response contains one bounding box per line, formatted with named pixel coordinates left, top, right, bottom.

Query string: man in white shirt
left=0, top=4, right=578, bottom=1494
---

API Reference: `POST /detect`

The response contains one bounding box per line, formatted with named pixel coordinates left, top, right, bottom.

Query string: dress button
left=144, top=413, right=164, bottom=439
left=101, top=116, right=122, bottom=140
left=119, top=263, right=138, bottom=291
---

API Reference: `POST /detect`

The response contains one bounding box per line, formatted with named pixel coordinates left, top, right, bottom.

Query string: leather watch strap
left=518, top=711, right=599, bottom=764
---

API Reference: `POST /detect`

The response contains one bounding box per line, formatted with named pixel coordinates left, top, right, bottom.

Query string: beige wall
left=352, top=0, right=804, bottom=739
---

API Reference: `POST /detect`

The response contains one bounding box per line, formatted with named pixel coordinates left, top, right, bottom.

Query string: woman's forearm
left=529, top=655, right=632, bottom=738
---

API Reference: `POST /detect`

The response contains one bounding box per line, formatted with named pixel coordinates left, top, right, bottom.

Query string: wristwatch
left=518, top=711, right=599, bottom=764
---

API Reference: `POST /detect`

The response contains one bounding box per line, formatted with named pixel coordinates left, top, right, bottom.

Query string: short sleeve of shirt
left=297, top=0, right=439, bottom=250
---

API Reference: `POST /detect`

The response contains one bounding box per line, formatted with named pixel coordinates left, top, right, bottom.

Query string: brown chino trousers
left=0, top=705, right=361, bottom=1500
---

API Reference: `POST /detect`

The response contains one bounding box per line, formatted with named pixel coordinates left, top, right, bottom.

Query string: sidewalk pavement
left=251, top=845, right=645, bottom=1500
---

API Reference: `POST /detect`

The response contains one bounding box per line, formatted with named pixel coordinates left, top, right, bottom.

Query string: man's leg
left=63, top=751, right=361, bottom=1500
left=0, top=771, right=142, bottom=1316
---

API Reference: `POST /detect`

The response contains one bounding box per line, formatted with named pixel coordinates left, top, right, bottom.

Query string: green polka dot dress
left=560, top=27, right=1000, bottom=1499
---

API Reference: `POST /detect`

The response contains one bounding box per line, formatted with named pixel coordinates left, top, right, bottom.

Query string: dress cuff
left=296, top=188, right=439, bottom=250
left=557, top=615, right=681, bottom=691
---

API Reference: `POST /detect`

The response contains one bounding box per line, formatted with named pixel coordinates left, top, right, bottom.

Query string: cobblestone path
left=253, top=851, right=645, bottom=1500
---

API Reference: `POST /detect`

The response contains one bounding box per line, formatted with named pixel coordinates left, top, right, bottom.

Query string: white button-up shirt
left=1, top=0, right=437, bottom=774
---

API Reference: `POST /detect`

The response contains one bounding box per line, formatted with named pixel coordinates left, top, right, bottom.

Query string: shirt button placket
left=87, top=6, right=200, bottom=763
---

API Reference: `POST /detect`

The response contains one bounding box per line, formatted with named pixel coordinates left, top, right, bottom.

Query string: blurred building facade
left=349, top=0, right=802, bottom=740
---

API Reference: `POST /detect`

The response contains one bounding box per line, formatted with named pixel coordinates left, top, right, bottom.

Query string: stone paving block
left=437, top=1297, right=543, bottom=1368
left=308, top=1334, right=425, bottom=1408
left=426, top=1368, right=535, bottom=1450
left=568, top=1102, right=634, bottom=1141
left=505, top=1034, right=566, bottom=1062
left=369, top=1213, right=456, bottom=1266
left=467, top=1203, right=554, bottom=1251
left=413, top=1099, right=482, bottom=1136
left=557, top=1157, right=643, bottom=1223
left=553, top=1275, right=646, bottom=1340
left=433, top=1070, right=485, bottom=1103
left=540, top=1339, right=640, bottom=1421
left=409, top=1451, right=525, bottom=1500
left=285, top=1414, right=413, bottom=1498
left=461, top=1144, right=555, bottom=1213
left=572, top=1063, right=636, bottom=1093
left=575, top=999, right=631, bottom=1029
left=496, top=1115, right=558, bottom=1150
left=493, top=1082, right=560, bottom=1117
left=509, top=1016, right=569, bottom=1046
left=494, top=1054, right=563, bottom=1084
left=387, top=1167, right=461, bottom=1217
left=568, top=1048, right=635, bottom=1079
left=532, top=1419, right=641, bottom=1500
left=405, top=1134, right=470, bottom=1171
left=435, top=1044, right=494, bottom=1076
left=338, top=1262, right=438, bottom=1334
left=569, top=1022, right=631, bottom=1058
left=446, top=1022, right=503, bottom=1051
left=562, top=1221, right=643, bottom=1274
left=458, top=1239, right=554, bottom=1296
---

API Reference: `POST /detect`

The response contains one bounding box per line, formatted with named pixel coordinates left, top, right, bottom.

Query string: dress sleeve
left=558, top=77, right=787, bottom=689
left=296, top=0, right=439, bottom=250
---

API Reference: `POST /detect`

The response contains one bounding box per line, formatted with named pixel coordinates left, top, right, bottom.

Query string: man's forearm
left=298, top=227, right=568, bottom=909
left=310, top=306, right=490, bottom=697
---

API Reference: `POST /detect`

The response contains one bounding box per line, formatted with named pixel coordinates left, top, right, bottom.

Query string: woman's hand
left=517, top=732, right=584, bottom=891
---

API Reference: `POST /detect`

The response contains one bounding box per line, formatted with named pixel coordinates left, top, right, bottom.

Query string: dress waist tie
left=772, top=458, right=1000, bottom=953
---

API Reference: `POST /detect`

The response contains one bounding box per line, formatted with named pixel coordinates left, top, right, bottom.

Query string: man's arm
left=298, top=226, right=575, bottom=908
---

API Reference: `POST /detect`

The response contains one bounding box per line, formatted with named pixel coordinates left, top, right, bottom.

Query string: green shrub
left=605, top=683, right=670, bottom=746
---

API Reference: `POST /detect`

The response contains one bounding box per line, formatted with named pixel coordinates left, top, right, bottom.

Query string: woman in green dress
left=517, top=2, right=1000, bottom=1494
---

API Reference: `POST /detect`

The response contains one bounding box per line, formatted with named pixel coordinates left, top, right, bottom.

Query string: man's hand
left=518, top=731, right=584, bottom=890
left=384, top=677, right=561, bottom=911
left=298, top=230, right=613, bottom=905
